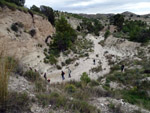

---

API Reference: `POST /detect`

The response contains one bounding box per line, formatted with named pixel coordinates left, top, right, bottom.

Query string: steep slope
left=0, top=6, right=54, bottom=60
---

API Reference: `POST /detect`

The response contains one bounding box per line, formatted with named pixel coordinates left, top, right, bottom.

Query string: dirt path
left=47, top=34, right=110, bottom=83
left=22, top=34, right=140, bottom=84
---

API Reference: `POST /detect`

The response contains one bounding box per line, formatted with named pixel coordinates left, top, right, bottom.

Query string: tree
left=5, top=0, right=25, bottom=6
left=30, top=5, right=41, bottom=13
left=40, top=5, right=55, bottom=25
left=51, top=16, right=77, bottom=51
left=112, top=14, right=124, bottom=31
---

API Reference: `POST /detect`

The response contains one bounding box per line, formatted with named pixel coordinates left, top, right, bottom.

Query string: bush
left=48, top=54, right=57, bottom=65
left=61, top=62, right=65, bottom=66
left=110, top=64, right=120, bottom=72
left=11, top=22, right=24, bottom=32
left=104, top=30, right=110, bottom=39
left=35, top=80, right=46, bottom=92
left=23, top=70, right=40, bottom=82
left=65, top=84, right=76, bottom=93
left=1, top=92, right=30, bottom=113
left=36, top=92, right=67, bottom=107
left=40, top=5, right=55, bottom=25
left=73, top=90, right=89, bottom=100
left=30, top=5, right=41, bottom=13
left=90, top=65, right=102, bottom=73
left=56, top=65, right=62, bottom=70
left=80, top=72, right=91, bottom=84
left=89, top=80, right=99, bottom=87
left=5, top=0, right=25, bottom=6
left=69, top=99, right=99, bottom=113
left=11, top=23, right=18, bottom=32
left=122, top=89, right=150, bottom=110
left=77, top=26, right=81, bottom=31
left=65, top=58, right=74, bottom=65
left=29, top=29, right=36, bottom=37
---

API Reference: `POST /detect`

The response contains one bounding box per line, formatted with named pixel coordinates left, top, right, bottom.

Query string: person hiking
left=68, top=67, right=71, bottom=78
left=44, top=73, right=47, bottom=80
left=61, top=71, right=65, bottom=80
left=93, top=59, right=96, bottom=65
left=47, top=78, right=50, bottom=83
left=121, top=64, right=125, bottom=72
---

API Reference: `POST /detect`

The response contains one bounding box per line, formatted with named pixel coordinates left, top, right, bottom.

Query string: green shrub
left=77, top=26, right=81, bottom=31
left=35, top=80, right=46, bottom=92
left=23, top=70, right=40, bottom=82
left=68, top=81, right=82, bottom=88
left=29, top=29, right=36, bottom=37
left=11, top=22, right=24, bottom=32
left=110, top=64, right=120, bottom=72
left=61, top=62, right=65, bottom=66
left=90, top=65, right=102, bottom=73
left=44, top=58, right=49, bottom=64
left=80, top=72, right=91, bottom=84
left=3, top=92, right=30, bottom=113
left=30, top=5, right=40, bottom=13
left=104, top=30, right=110, bottom=39
left=73, top=91, right=89, bottom=100
left=44, top=48, right=47, bottom=52
left=11, top=23, right=18, bottom=32
left=89, top=80, right=99, bottom=87
left=48, top=54, right=57, bottom=65
left=40, top=5, right=55, bottom=25
left=5, top=0, right=25, bottom=6
left=65, top=84, right=76, bottom=93
left=65, top=58, right=74, bottom=65
left=69, top=100, right=98, bottom=113
left=56, top=65, right=62, bottom=70
left=122, top=89, right=150, bottom=110
left=36, top=92, right=67, bottom=107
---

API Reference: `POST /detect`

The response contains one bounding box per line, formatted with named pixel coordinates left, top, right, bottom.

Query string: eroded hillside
left=0, top=3, right=150, bottom=113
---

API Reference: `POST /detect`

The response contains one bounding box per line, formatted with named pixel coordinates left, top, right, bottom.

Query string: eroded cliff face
left=0, top=7, right=54, bottom=60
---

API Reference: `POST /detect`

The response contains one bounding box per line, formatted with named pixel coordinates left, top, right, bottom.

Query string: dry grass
left=0, top=44, right=16, bottom=112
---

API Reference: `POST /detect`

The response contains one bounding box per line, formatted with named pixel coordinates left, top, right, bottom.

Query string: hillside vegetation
left=0, top=0, right=150, bottom=113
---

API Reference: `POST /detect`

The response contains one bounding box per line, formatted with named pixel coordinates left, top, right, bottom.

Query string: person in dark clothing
left=93, top=59, right=96, bottom=65
left=61, top=71, right=65, bottom=80
left=68, top=68, right=71, bottom=78
left=121, top=65, right=125, bottom=72
left=44, top=73, right=47, bottom=80
left=29, top=67, right=32, bottom=71
left=34, top=69, right=37, bottom=72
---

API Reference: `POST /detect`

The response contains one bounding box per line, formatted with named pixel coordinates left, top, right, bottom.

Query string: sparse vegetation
left=23, top=70, right=40, bottom=82
left=65, top=84, right=77, bottom=93
left=80, top=72, right=91, bottom=85
left=0, top=0, right=28, bottom=12
left=106, top=58, right=150, bottom=110
left=0, top=57, right=14, bottom=112
left=36, top=91, right=100, bottom=113
left=3, top=92, right=31, bottom=113
left=90, top=63, right=102, bottom=73
left=104, top=30, right=110, bottom=39
left=11, top=22, right=23, bottom=32
left=29, top=29, right=36, bottom=37
left=80, top=19, right=103, bottom=36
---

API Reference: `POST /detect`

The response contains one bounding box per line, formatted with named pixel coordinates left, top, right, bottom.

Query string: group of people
left=43, top=67, right=72, bottom=83
left=30, top=59, right=125, bottom=84
left=61, top=67, right=71, bottom=80
left=44, top=73, right=50, bottom=83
